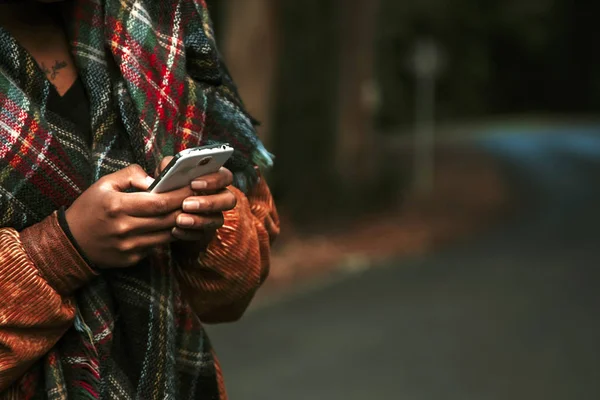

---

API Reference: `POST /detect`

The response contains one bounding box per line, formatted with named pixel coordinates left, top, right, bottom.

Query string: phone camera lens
left=198, top=156, right=212, bottom=166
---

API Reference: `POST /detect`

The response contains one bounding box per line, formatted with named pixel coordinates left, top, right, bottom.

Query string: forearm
left=0, top=212, right=96, bottom=392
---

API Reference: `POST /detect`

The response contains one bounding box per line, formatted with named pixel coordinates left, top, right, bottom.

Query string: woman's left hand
left=158, top=157, right=237, bottom=242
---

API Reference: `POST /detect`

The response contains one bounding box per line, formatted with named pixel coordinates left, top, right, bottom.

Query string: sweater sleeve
left=175, top=177, right=280, bottom=323
left=0, top=212, right=97, bottom=392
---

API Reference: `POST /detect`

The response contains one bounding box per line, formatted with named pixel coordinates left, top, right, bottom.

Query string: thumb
left=111, top=164, right=155, bottom=192
left=155, top=156, right=174, bottom=177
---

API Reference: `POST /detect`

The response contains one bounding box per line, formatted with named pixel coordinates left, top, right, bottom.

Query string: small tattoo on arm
left=41, top=60, right=68, bottom=81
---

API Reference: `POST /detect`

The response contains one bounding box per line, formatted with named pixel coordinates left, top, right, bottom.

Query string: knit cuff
left=20, top=211, right=98, bottom=296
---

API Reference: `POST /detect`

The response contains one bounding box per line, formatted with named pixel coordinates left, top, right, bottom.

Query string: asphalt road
left=208, top=127, right=600, bottom=400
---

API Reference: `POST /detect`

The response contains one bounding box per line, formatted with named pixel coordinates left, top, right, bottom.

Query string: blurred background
left=205, top=1, right=600, bottom=399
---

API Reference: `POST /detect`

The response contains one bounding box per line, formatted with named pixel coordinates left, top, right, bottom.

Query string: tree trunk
left=270, top=0, right=340, bottom=225
left=334, top=0, right=380, bottom=188
left=221, top=0, right=279, bottom=147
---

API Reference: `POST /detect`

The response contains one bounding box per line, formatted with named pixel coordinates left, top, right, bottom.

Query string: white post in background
left=411, top=38, right=442, bottom=193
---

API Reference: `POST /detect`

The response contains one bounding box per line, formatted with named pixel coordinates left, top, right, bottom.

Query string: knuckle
left=127, top=163, right=143, bottom=174
left=203, top=198, right=215, bottom=212
left=114, top=221, right=131, bottom=237
left=153, top=197, right=169, bottom=214
left=96, top=175, right=109, bottom=186
left=117, top=239, right=135, bottom=253
left=104, top=195, right=122, bottom=218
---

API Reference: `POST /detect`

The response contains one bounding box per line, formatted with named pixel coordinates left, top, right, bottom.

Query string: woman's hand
left=65, top=164, right=193, bottom=269
left=156, top=157, right=237, bottom=243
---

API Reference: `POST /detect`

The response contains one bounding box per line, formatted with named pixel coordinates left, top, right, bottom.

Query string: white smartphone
left=148, top=143, right=234, bottom=193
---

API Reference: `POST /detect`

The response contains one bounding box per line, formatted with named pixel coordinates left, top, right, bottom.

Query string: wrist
left=58, top=206, right=96, bottom=268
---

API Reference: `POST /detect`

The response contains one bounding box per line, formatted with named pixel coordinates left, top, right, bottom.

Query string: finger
left=171, top=227, right=216, bottom=242
left=175, top=212, right=224, bottom=230
left=190, top=167, right=233, bottom=192
left=155, top=156, right=175, bottom=177
left=118, top=185, right=194, bottom=217
left=181, top=189, right=237, bottom=214
left=119, top=210, right=180, bottom=235
left=131, top=229, right=177, bottom=250
left=104, top=164, right=155, bottom=192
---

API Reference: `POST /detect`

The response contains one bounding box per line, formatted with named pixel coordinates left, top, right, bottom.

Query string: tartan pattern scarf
left=0, top=0, right=271, bottom=398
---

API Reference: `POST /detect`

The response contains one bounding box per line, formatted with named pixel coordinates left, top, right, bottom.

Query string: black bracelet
left=57, top=206, right=95, bottom=268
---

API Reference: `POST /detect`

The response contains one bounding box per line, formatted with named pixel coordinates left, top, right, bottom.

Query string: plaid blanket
left=0, top=0, right=270, bottom=398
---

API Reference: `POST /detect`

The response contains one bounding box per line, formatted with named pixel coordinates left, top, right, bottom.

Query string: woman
left=0, top=0, right=279, bottom=398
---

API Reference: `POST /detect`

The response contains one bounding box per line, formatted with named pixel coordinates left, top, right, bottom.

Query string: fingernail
left=183, top=200, right=200, bottom=211
left=145, top=176, right=155, bottom=186
left=177, top=215, right=194, bottom=227
left=191, top=180, right=207, bottom=190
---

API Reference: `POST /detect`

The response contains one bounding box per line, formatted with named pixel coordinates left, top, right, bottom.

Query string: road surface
left=208, top=127, right=600, bottom=400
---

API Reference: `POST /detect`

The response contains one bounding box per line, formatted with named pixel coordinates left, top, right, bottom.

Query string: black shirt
left=47, top=77, right=93, bottom=146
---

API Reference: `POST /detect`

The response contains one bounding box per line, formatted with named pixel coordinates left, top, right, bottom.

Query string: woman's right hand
left=65, top=164, right=191, bottom=269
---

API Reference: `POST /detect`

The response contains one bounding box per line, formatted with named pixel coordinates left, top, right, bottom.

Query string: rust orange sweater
left=0, top=178, right=279, bottom=396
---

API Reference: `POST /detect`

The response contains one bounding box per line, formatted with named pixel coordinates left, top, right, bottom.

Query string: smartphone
left=148, top=143, right=234, bottom=193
